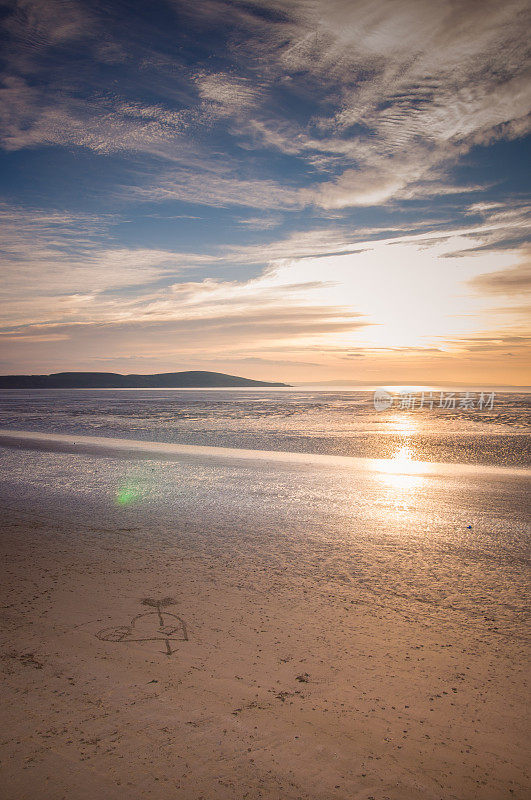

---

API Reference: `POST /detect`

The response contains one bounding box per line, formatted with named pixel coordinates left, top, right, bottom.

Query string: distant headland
left=0, top=371, right=290, bottom=389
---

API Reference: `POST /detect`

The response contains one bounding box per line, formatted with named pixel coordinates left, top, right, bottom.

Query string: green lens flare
left=115, top=467, right=158, bottom=506
left=115, top=485, right=141, bottom=506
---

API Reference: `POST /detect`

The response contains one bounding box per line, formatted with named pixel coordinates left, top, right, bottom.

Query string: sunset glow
left=0, top=0, right=529, bottom=385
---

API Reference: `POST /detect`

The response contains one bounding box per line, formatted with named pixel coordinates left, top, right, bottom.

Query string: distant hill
left=0, top=371, right=290, bottom=389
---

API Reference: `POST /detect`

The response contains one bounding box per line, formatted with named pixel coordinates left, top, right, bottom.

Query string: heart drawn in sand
left=96, top=597, right=188, bottom=655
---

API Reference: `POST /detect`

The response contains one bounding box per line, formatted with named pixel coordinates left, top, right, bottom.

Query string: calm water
left=0, top=388, right=529, bottom=466
left=0, top=389, right=529, bottom=633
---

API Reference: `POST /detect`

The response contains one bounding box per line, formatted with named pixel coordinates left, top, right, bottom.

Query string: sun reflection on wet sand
left=385, top=414, right=420, bottom=436
left=372, top=438, right=426, bottom=511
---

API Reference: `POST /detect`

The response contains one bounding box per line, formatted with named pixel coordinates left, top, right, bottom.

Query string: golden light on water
left=386, top=415, right=419, bottom=436
left=372, top=415, right=427, bottom=504
left=387, top=443, right=413, bottom=468
left=382, top=386, right=438, bottom=395
left=376, top=444, right=424, bottom=493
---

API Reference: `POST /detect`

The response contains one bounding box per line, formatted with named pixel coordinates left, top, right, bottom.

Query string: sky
left=0, top=0, right=530, bottom=385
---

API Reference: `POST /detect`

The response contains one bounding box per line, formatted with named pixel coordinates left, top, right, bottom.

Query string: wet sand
left=0, top=437, right=529, bottom=799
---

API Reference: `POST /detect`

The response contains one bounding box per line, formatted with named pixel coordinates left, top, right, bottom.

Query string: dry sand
left=0, top=501, right=529, bottom=800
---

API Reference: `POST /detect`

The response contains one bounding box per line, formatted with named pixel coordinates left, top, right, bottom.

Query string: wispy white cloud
left=230, top=0, right=531, bottom=206
left=194, top=71, right=263, bottom=117
left=469, top=257, right=531, bottom=296
left=0, top=77, right=195, bottom=154
left=131, top=167, right=303, bottom=209
left=2, top=0, right=529, bottom=208
left=0, top=204, right=217, bottom=326
left=236, top=214, right=282, bottom=229
left=5, top=0, right=92, bottom=50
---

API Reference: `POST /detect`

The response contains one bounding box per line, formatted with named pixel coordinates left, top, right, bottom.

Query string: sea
left=0, top=388, right=529, bottom=466
left=0, top=388, right=529, bottom=637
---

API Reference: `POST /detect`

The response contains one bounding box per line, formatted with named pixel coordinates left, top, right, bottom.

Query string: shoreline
left=1, top=428, right=529, bottom=478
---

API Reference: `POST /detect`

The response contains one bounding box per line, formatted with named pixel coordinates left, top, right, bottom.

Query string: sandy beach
left=2, top=0, right=530, bottom=794
left=0, top=434, right=529, bottom=800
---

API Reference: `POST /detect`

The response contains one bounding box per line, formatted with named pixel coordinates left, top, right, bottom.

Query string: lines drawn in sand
left=96, top=597, right=188, bottom=655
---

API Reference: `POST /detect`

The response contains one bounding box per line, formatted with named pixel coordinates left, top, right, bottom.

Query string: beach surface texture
left=0, top=429, right=529, bottom=800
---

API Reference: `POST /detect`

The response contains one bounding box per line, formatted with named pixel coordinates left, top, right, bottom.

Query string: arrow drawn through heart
left=96, top=597, right=188, bottom=655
